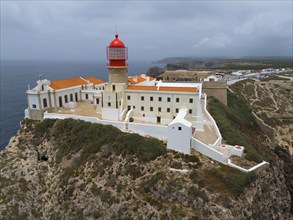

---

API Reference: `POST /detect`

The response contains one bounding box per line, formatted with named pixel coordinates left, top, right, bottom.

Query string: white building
left=23, top=33, right=270, bottom=173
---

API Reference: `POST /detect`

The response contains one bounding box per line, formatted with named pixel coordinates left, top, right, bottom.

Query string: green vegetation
left=124, top=164, right=142, bottom=179
left=90, top=184, right=119, bottom=205
left=208, top=93, right=263, bottom=162
left=205, top=165, right=257, bottom=196
left=188, top=185, right=208, bottom=203
left=260, top=75, right=290, bottom=81
left=220, top=59, right=293, bottom=70
left=29, top=119, right=167, bottom=184
left=171, top=205, right=185, bottom=219
left=114, top=133, right=167, bottom=162
left=189, top=170, right=199, bottom=184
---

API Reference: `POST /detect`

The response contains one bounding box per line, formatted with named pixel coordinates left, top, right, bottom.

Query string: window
left=158, top=107, right=161, bottom=112
left=127, top=95, right=131, bottom=100
left=189, top=98, right=193, bottom=103
left=141, top=106, right=144, bottom=111
left=150, top=96, right=153, bottom=101
left=65, top=95, right=68, bottom=103
left=75, top=93, right=78, bottom=102
left=189, top=109, right=192, bottom=114
left=112, top=85, right=116, bottom=91
left=70, top=94, right=73, bottom=102
left=133, top=106, right=135, bottom=109
left=176, top=108, right=179, bottom=113
left=167, top=108, right=170, bottom=112
left=167, top=97, right=171, bottom=102
left=158, top=97, right=162, bottom=102
left=127, top=105, right=131, bottom=110
left=32, top=104, right=37, bottom=109
left=150, top=107, right=153, bottom=111
left=43, top=98, right=48, bottom=108
left=85, top=94, right=88, bottom=100
left=178, top=127, right=182, bottom=131
left=176, top=98, right=180, bottom=102
left=141, top=96, right=144, bottom=101
left=96, top=98, right=100, bottom=105
left=108, top=102, right=111, bottom=107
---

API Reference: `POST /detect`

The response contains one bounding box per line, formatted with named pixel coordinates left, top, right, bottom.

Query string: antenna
left=116, top=24, right=118, bottom=34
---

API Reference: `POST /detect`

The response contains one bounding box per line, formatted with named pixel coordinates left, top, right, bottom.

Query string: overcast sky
left=1, top=1, right=292, bottom=61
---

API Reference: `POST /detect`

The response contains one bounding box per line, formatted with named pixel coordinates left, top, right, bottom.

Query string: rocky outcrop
left=146, top=66, right=166, bottom=79
left=0, top=119, right=291, bottom=219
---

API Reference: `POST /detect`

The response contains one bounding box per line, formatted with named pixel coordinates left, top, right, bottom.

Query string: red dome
left=109, top=34, right=125, bottom=47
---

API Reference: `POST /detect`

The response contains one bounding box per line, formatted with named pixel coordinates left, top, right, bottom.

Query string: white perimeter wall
left=43, top=112, right=167, bottom=141
left=191, top=137, right=225, bottom=163
left=102, top=108, right=119, bottom=121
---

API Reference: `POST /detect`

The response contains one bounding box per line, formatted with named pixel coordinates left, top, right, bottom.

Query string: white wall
left=128, top=122, right=167, bottom=140
left=27, top=94, right=40, bottom=109
left=125, top=90, right=199, bottom=125
left=167, top=122, right=192, bottom=154
left=203, top=94, right=222, bottom=146
left=43, top=112, right=168, bottom=141
left=191, top=137, right=225, bottom=163
left=102, top=108, right=119, bottom=121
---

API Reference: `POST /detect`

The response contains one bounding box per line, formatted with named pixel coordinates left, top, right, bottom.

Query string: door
left=59, top=97, right=63, bottom=107
left=157, top=116, right=161, bottom=124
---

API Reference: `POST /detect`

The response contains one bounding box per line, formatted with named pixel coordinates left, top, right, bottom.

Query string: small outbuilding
left=167, top=109, right=192, bottom=154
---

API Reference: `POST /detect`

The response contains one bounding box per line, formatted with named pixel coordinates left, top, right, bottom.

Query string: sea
left=0, top=60, right=155, bottom=150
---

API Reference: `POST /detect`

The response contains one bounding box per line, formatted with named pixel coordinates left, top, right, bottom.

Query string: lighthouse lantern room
left=107, top=34, right=128, bottom=66
left=107, top=34, right=129, bottom=84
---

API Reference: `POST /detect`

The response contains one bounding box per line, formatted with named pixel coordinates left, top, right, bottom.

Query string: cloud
left=194, top=34, right=233, bottom=49
left=1, top=1, right=292, bottom=60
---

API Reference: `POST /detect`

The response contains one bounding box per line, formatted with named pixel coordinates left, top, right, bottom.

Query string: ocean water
left=0, top=60, right=153, bottom=150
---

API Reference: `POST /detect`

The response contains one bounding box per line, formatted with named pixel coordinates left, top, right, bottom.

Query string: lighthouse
left=106, top=34, right=128, bottom=84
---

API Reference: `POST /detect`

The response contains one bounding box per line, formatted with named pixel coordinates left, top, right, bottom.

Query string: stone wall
left=203, top=82, right=227, bottom=105
left=108, top=66, right=128, bottom=84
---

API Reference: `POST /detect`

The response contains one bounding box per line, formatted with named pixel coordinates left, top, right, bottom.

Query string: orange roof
left=49, top=77, right=104, bottom=90
left=127, top=85, right=197, bottom=93
left=128, top=74, right=155, bottom=85
left=84, top=77, right=105, bottom=85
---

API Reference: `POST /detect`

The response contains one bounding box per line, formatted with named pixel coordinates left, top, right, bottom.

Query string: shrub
left=170, top=161, right=182, bottom=169
left=114, top=133, right=167, bottom=162
left=208, top=165, right=257, bottom=196
left=90, top=184, right=119, bottom=205
left=92, top=210, right=103, bottom=219
left=189, top=170, right=199, bottom=183
left=188, top=186, right=208, bottom=203
left=124, top=164, right=141, bottom=179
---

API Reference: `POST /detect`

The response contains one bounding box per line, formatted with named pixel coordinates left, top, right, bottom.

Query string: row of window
left=127, top=95, right=193, bottom=103
left=59, top=93, right=79, bottom=107
left=127, top=105, right=193, bottom=114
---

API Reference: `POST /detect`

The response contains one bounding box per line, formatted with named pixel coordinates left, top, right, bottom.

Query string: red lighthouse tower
left=106, top=34, right=128, bottom=84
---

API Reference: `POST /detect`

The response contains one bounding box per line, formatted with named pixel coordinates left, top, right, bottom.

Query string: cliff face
left=0, top=119, right=291, bottom=220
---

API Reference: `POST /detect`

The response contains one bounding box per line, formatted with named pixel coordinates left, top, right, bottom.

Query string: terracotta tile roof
left=49, top=77, right=104, bottom=90
left=127, top=85, right=197, bottom=92
left=84, top=77, right=105, bottom=85
left=128, top=74, right=155, bottom=85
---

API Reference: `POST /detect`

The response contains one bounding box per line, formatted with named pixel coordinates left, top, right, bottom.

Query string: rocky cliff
left=0, top=118, right=291, bottom=220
